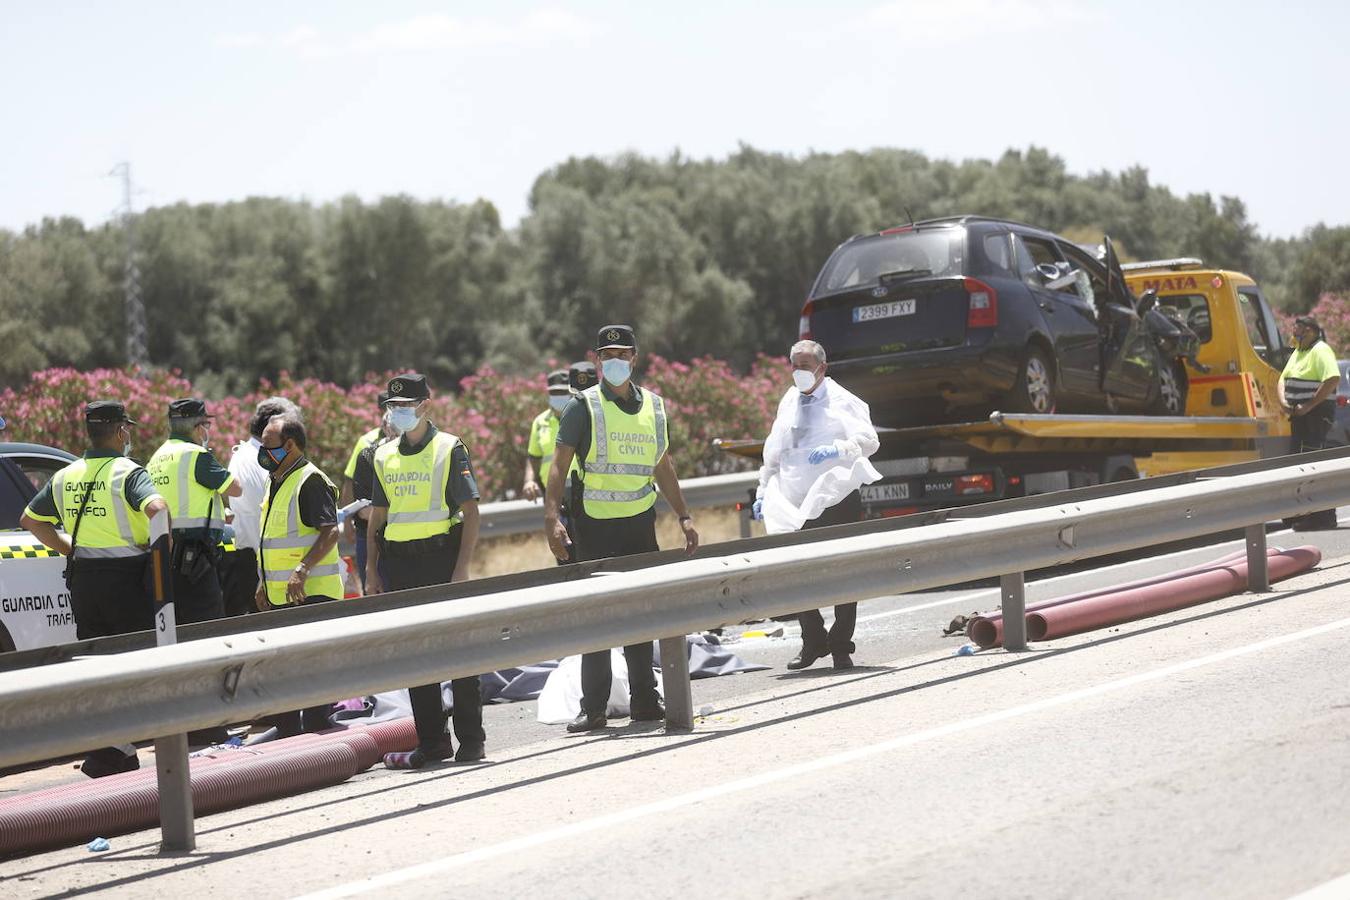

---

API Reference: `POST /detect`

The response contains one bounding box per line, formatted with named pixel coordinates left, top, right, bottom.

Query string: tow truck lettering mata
left=1136, top=275, right=1199, bottom=292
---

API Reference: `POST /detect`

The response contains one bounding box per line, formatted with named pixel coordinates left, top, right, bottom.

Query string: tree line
left=3, top=144, right=1349, bottom=392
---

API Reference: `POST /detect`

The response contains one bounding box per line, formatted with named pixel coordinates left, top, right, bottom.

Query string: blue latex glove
left=751, top=498, right=763, bottom=520
left=807, top=444, right=840, bottom=465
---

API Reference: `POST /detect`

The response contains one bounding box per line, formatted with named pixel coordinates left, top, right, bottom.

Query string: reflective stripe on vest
left=581, top=386, right=667, bottom=519
left=259, top=461, right=342, bottom=606
left=147, top=439, right=217, bottom=531
left=375, top=431, right=461, bottom=542
left=51, top=456, right=151, bottom=558
left=531, top=410, right=558, bottom=486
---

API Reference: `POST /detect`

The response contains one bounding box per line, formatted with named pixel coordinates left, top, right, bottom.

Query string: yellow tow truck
left=720, top=257, right=1294, bottom=518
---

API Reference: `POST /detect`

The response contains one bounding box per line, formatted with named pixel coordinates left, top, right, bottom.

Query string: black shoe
left=630, top=701, right=666, bottom=722
left=454, top=741, right=486, bottom=762
left=832, top=652, right=855, bottom=670
left=786, top=645, right=830, bottom=670
left=80, top=749, right=139, bottom=779
left=566, top=711, right=608, bottom=733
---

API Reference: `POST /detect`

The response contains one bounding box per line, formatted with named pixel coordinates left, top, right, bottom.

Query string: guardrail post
left=739, top=503, right=752, bottom=540
left=149, top=514, right=195, bottom=851
left=1001, top=572, right=1028, bottom=652
left=1245, top=523, right=1270, bottom=592
left=659, top=635, right=694, bottom=730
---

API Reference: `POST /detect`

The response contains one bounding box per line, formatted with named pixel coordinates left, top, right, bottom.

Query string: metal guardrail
left=2, top=453, right=1348, bottom=773
left=476, top=471, right=758, bottom=537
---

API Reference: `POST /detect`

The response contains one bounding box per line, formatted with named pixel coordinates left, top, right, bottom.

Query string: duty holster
left=172, top=539, right=216, bottom=584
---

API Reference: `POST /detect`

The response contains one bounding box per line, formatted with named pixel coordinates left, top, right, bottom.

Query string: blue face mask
left=601, top=357, right=632, bottom=386
left=548, top=395, right=570, bottom=413
left=388, top=406, right=422, bottom=434
left=257, top=444, right=288, bottom=471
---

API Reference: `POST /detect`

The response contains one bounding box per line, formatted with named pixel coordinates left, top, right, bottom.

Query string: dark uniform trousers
left=795, top=490, right=864, bottom=655
left=221, top=547, right=258, bottom=617
left=68, top=557, right=155, bottom=639
left=1290, top=399, right=1339, bottom=528
left=384, top=528, right=485, bottom=750
left=576, top=507, right=661, bottom=716
left=271, top=595, right=339, bottom=736
left=170, top=536, right=225, bottom=624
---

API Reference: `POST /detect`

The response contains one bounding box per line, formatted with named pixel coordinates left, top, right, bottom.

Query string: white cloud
left=216, top=8, right=601, bottom=58
left=848, top=0, right=1100, bottom=43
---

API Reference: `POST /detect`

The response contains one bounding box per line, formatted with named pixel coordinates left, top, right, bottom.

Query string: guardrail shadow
left=13, top=567, right=1349, bottom=889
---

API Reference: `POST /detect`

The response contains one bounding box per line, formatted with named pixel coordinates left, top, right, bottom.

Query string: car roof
left=842, top=214, right=1058, bottom=246
left=0, top=442, right=77, bottom=461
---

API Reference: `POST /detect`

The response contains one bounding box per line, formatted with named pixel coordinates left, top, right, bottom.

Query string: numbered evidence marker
left=148, top=510, right=196, bottom=851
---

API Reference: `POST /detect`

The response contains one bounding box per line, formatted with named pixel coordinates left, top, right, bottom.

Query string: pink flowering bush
left=1277, top=293, right=1350, bottom=353
left=0, top=357, right=789, bottom=501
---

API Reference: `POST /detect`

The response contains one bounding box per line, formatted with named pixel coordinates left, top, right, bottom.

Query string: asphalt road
left=4, top=516, right=1350, bottom=898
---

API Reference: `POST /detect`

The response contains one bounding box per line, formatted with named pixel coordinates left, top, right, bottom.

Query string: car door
left=1012, top=234, right=1100, bottom=396
left=1094, top=237, right=1159, bottom=402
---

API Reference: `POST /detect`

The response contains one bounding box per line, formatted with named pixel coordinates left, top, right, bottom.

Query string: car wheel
left=1005, top=346, right=1056, bottom=414
left=0, top=622, right=14, bottom=653
left=1152, top=363, right=1186, bottom=415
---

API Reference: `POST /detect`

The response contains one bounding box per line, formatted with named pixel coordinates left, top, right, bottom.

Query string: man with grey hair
left=222, top=396, right=302, bottom=616
left=753, top=339, right=881, bottom=670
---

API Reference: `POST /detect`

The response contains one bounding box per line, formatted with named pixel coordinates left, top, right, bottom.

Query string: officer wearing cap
left=147, top=398, right=242, bottom=625
left=349, top=397, right=400, bottom=591
left=20, top=400, right=169, bottom=777
left=1279, top=315, right=1342, bottom=530
left=522, top=369, right=572, bottom=504
left=341, top=390, right=391, bottom=590
left=545, top=325, right=700, bottom=732
left=365, top=373, right=486, bottom=767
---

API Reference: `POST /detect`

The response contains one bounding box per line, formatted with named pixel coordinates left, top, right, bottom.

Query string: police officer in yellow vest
left=147, top=399, right=242, bottom=625
left=545, top=325, right=700, bottom=732
left=521, top=369, right=571, bottom=503
left=20, top=400, right=170, bottom=777
left=254, top=413, right=344, bottom=734
left=365, top=373, right=486, bottom=768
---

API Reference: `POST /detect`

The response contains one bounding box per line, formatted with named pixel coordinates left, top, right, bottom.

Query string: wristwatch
left=294, top=562, right=310, bottom=575
left=678, top=515, right=693, bottom=523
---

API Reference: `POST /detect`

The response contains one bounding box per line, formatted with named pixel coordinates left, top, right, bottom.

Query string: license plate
left=861, top=482, right=910, bottom=502
left=852, top=299, right=916, bottom=323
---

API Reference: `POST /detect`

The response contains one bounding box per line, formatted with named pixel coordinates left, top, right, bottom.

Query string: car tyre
left=1005, top=346, right=1057, bottom=414
left=1152, top=363, right=1186, bottom=416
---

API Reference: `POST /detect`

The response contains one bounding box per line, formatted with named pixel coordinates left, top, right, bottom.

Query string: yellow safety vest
left=259, top=461, right=342, bottom=606
left=581, top=385, right=668, bottom=519
left=49, top=456, right=152, bottom=558
left=147, top=439, right=220, bottom=533
left=530, top=409, right=559, bottom=485
left=344, top=427, right=382, bottom=480
left=374, top=430, right=462, bottom=542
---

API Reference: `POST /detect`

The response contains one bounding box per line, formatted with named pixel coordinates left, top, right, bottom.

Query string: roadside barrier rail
left=2, top=450, right=1347, bottom=850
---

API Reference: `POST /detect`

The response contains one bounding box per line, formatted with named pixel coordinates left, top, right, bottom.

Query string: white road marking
left=296, top=611, right=1350, bottom=899
left=1288, top=870, right=1350, bottom=899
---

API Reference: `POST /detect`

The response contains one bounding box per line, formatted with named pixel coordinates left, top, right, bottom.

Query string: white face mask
left=388, top=406, right=422, bottom=434
left=601, top=357, right=632, bottom=387
left=793, top=368, right=819, bottom=393
left=548, top=395, right=569, bottom=413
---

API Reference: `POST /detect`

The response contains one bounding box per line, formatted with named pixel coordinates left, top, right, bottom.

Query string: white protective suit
left=756, top=376, right=882, bottom=534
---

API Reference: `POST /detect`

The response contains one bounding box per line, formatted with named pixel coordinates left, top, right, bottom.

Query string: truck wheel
left=1152, top=363, right=1186, bottom=415
left=1005, top=346, right=1056, bottom=414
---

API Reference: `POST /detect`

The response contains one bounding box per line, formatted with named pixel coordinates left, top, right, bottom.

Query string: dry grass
left=469, top=507, right=765, bottom=579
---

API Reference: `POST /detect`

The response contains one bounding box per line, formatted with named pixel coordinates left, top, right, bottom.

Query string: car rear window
left=1155, top=294, right=1213, bottom=343
left=815, top=229, right=963, bottom=294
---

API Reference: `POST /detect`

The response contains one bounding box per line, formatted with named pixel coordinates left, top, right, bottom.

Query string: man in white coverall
left=753, top=339, right=881, bottom=670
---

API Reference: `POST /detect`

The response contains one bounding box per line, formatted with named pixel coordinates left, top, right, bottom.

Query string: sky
left=2, top=0, right=1346, bottom=238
